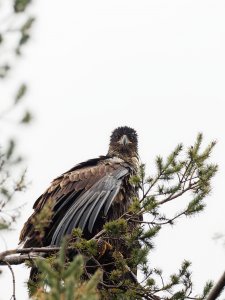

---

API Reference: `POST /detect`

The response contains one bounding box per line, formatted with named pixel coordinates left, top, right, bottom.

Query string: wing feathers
left=51, top=192, right=98, bottom=245
left=20, top=156, right=133, bottom=247
left=51, top=168, right=129, bottom=245
left=88, top=190, right=111, bottom=232
left=52, top=194, right=92, bottom=245
left=103, top=184, right=121, bottom=216
left=67, top=192, right=102, bottom=232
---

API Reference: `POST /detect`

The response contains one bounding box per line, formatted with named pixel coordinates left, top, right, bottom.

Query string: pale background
left=1, top=1, right=225, bottom=299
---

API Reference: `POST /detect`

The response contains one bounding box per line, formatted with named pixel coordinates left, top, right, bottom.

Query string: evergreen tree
left=0, top=133, right=219, bottom=299
left=0, top=2, right=223, bottom=300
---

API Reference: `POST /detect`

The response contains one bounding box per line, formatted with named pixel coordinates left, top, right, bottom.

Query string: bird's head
left=108, top=126, right=138, bottom=160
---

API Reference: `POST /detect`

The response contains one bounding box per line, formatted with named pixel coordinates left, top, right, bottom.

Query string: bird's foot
left=97, top=239, right=113, bottom=257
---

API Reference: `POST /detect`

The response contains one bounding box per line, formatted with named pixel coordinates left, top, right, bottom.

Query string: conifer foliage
left=0, top=2, right=222, bottom=299
left=0, top=134, right=218, bottom=300
left=0, top=0, right=34, bottom=231
left=30, top=240, right=102, bottom=300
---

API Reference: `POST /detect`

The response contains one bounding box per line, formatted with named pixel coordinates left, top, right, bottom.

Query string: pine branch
left=0, top=246, right=61, bottom=261
left=0, top=134, right=217, bottom=300
left=0, top=254, right=43, bottom=265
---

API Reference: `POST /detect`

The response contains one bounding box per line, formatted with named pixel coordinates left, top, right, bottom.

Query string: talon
left=97, top=239, right=113, bottom=257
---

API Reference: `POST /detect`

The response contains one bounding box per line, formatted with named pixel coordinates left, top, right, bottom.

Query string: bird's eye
left=129, top=133, right=136, bottom=142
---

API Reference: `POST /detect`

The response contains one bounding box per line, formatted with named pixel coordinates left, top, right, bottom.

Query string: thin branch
left=4, top=260, right=16, bottom=300
left=0, top=227, right=110, bottom=266
left=158, top=182, right=198, bottom=205
left=140, top=170, right=164, bottom=203
left=0, top=254, right=45, bottom=265
left=0, top=246, right=60, bottom=260
left=130, top=209, right=187, bottom=226
left=91, top=228, right=106, bottom=240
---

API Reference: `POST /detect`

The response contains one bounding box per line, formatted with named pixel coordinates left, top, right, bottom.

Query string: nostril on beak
left=118, top=135, right=131, bottom=146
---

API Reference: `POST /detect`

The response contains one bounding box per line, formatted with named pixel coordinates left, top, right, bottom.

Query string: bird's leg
left=97, top=238, right=113, bottom=258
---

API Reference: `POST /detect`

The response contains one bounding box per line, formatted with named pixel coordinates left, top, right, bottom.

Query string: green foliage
left=0, top=0, right=34, bottom=228
left=130, top=246, right=149, bottom=266
left=31, top=201, right=54, bottom=241
left=30, top=240, right=101, bottom=300
left=129, top=175, right=141, bottom=186
left=85, top=134, right=217, bottom=299
left=15, top=83, right=27, bottom=104
left=24, top=134, right=217, bottom=299
left=0, top=143, right=27, bottom=230
left=200, top=281, right=214, bottom=299
left=0, top=8, right=219, bottom=296
left=129, top=196, right=141, bottom=213
left=0, top=130, right=217, bottom=299
left=73, top=238, right=98, bottom=256
left=14, top=0, right=32, bottom=13
left=1, top=0, right=35, bottom=74
left=143, top=196, right=158, bottom=211
left=0, top=64, right=10, bottom=78
left=0, top=0, right=34, bottom=287
left=104, top=218, right=127, bottom=236
left=0, top=0, right=34, bottom=125
left=72, top=228, right=83, bottom=238
left=140, top=225, right=161, bottom=241
left=185, top=194, right=205, bottom=215
left=20, top=110, right=33, bottom=124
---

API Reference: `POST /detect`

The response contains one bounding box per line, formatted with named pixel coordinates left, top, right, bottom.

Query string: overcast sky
left=1, top=1, right=225, bottom=299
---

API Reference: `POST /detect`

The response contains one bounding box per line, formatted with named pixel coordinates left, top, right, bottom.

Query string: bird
left=19, top=126, right=139, bottom=283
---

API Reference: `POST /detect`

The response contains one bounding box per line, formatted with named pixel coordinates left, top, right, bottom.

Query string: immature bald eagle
left=20, top=126, right=139, bottom=252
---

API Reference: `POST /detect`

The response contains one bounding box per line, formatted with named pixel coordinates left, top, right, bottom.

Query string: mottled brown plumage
left=20, top=126, right=139, bottom=250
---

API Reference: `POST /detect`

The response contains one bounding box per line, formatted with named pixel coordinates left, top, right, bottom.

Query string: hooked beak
left=118, top=135, right=131, bottom=146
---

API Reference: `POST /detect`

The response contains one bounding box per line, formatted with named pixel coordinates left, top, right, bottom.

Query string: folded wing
left=51, top=167, right=128, bottom=245
left=19, top=157, right=130, bottom=247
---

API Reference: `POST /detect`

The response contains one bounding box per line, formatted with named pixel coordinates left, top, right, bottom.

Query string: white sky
left=1, top=0, right=225, bottom=299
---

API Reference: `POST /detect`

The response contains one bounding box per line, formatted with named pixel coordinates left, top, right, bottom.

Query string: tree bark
left=206, top=271, right=225, bottom=300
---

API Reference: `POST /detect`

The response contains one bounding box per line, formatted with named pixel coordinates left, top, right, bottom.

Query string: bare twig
left=0, top=246, right=60, bottom=261
left=0, top=254, right=45, bottom=265
left=0, top=227, right=110, bottom=266
left=4, top=260, right=16, bottom=300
